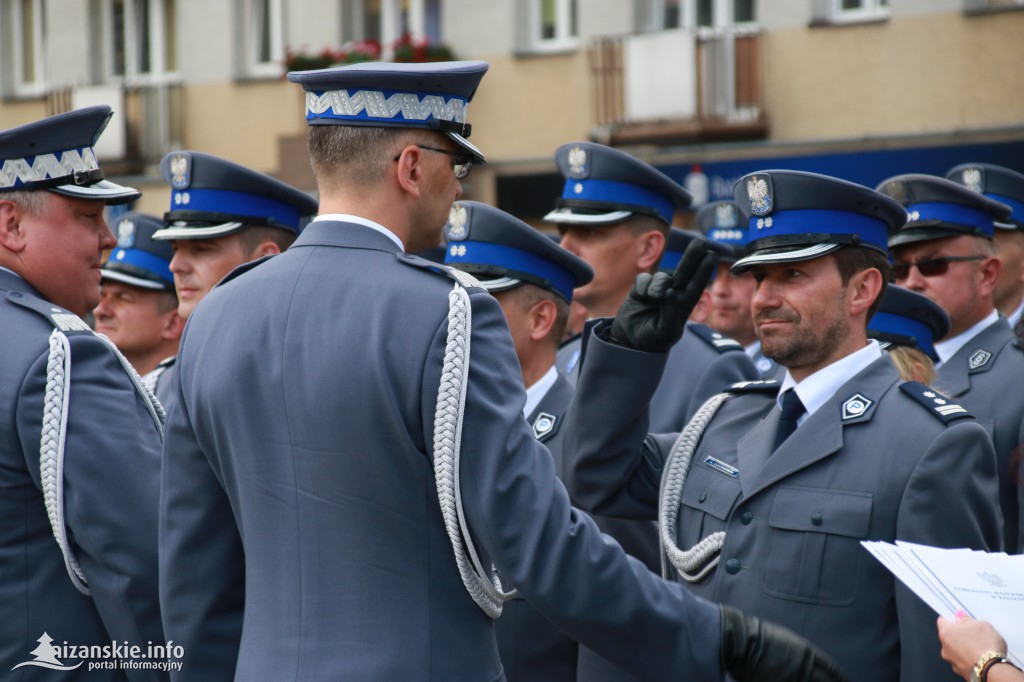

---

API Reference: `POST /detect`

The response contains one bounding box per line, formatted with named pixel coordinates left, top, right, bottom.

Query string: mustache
left=755, top=310, right=799, bottom=325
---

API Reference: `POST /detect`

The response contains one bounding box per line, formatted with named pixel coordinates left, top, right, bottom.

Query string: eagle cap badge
left=715, top=202, right=738, bottom=228
left=169, top=153, right=191, bottom=190
left=446, top=203, right=469, bottom=241
left=746, top=175, right=773, bottom=216
left=116, top=219, right=136, bottom=248
left=566, top=145, right=589, bottom=179
left=961, top=167, right=984, bottom=193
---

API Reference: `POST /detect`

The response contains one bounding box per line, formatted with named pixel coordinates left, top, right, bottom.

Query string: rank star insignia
left=116, top=219, right=135, bottom=248
left=446, top=203, right=469, bottom=240
left=969, top=349, right=992, bottom=370
left=169, top=153, right=190, bottom=190
left=923, top=391, right=936, bottom=398
left=532, top=412, right=557, bottom=439
left=746, top=176, right=772, bottom=216
left=566, top=146, right=589, bottom=179
left=449, top=244, right=467, bottom=258
left=962, top=167, right=983, bottom=193
left=841, top=393, right=873, bottom=421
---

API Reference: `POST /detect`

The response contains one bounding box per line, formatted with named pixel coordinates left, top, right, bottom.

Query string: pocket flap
left=681, top=464, right=743, bottom=521
left=768, top=486, right=873, bottom=538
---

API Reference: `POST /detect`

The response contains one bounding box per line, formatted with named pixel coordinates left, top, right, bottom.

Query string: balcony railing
left=46, top=82, right=182, bottom=173
left=588, top=28, right=767, bottom=146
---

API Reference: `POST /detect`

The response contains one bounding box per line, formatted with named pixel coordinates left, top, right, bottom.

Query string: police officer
left=699, top=200, right=783, bottom=379
left=547, top=143, right=758, bottom=434
left=158, top=61, right=843, bottom=681
left=947, top=164, right=1024, bottom=331
left=94, top=212, right=183, bottom=376
left=881, top=173, right=1023, bottom=553
left=867, top=284, right=951, bottom=384
left=564, top=169, right=1003, bottom=681
left=443, top=200, right=592, bottom=681
left=0, top=108, right=166, bottom=679
left=146, top=151, right=318, bottom=408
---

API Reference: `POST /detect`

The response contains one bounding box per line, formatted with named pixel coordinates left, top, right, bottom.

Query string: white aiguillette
left=862, top=539, right=1024, bottom=667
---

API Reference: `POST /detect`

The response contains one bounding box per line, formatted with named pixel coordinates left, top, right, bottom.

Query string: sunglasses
left=393, top=144, right=473, bottom=180
left=891, top=255, right=985, bottom=281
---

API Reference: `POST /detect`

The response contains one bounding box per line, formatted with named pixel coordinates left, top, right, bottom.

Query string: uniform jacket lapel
left=742, top=355, right=898, bottom=499
left=936, top=317, right=1013, bottom=398
left=526, top=372, right=572, bottom=435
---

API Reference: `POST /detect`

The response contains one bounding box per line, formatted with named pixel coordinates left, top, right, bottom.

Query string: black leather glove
left=721, top=605, right=849, bottom=682
left=607, top=238, right=717, bottom=353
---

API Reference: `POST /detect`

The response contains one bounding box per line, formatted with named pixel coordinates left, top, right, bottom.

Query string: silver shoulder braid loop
left=40, top=328, right=166, bottom=595
left=658, top=392, right=731, bottom=582
left=433, top=281, right=516, bottom=618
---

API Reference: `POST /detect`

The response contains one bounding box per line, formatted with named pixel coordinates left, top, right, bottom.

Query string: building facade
left=2, top=0, right=1022, bottom=222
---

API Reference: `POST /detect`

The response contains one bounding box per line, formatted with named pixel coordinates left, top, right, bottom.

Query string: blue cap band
left=869, top=311, right=936, bottom=359
left=305, top=88, right=468, bottom=127
left=747, top=209, right=890, bottom=251
left=106, top=248, right=173, bottom=285
left=908, top=202, right=994, bottom=236
left=987, top=193, right=1024, bottom=223
left=562, top=178, right=676, bottom=224
left=445, top=240, right=576, bottom=300
left=169, top=188, right=303, bottom=231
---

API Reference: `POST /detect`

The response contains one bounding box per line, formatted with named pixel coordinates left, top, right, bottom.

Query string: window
left=100, top=0, right=177, bottom=83
left=811, top=0, right=889, bottom=25
left=241, top=0, right=283, bottom=78
left=963, top=0, right=1024, bottom=12
left=340, top=0, right=441, bottom=54
left=640, top=0, right=757, bottom=31
left=9, top=0, right=47, bottom=96
left=527, top=0, right=577, bottom=52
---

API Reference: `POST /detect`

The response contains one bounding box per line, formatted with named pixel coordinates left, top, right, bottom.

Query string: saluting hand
left=608, top=238, right=717, bottom=353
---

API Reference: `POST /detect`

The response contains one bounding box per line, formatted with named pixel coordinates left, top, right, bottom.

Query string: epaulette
left=728, top=379, right=781, bottom=394
left=687, top=323, right=744, bottom=353
left=6, top=291, right=91, bottom=333
left=396, top=253, right=484, bottom=289
left=217, top=254, right=275, bottom=288
left=899, top=382, right=973, bottom=423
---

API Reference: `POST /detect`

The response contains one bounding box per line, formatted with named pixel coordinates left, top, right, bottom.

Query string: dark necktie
left=772, top=390, right=806, bottom=451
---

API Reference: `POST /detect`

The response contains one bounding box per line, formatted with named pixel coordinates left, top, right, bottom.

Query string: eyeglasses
left=891, top=255, right=985, bottom=281
left=393, top=144, right=473, bottom=180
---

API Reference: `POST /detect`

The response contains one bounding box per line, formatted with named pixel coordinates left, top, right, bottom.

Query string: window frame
left=98, top=0, right=178, bottom=86
left=240, top=0, right=284, bottom=80
left=812, top=0, right=890, bottom=26
left=9, top=0, right=48, bottom=97
left=525, top=0, right=578, bottom=54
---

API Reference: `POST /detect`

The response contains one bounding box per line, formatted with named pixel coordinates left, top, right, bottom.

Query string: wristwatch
left=971, top=651, right=1012, bottom=682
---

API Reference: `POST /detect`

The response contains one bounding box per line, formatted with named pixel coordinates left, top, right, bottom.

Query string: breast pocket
left=679, top=463, right=743, bottom=550
left=762, top=486, right=873, bottom=606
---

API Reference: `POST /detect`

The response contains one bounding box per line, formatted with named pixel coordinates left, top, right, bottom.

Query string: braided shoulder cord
left=40, top=329, right=90, bottom=594
left=658, top=392, right=731, bottom=582
left=433, top=282, right=516, bottom=619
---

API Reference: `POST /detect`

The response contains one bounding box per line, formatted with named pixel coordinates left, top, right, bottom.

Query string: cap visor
left=152, top=222, right=247, bottom=240
left=543, top=207, right=634, bottom=226
left=887, top=227, right=965, bottom=249
left=51, top=179, right=141, bottom=205
left=101, top=268, right=172, bottom=291
left=731, top=243, right=842, bottom=274
left=446, top=132, right=485, bottom=164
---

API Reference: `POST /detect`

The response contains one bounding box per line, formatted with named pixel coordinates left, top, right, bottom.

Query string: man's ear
left=528, top=298, right=558, bottom=342
left=636, top=230, right=666, bottom=272
left=253, top=240, right=282, bottom=259
left=848, top=267, right=884, bottom=319
left=0, top=199, right=29, bottom=253
left=394, top=144, right=425, bottom=199
left=162, top=309, right=186, bottom=341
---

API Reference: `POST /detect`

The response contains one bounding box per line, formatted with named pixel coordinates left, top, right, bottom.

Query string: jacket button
left=740, top=510, right=753, bottom=525
left=699, top=491, right=708, bottom=503
left=811, top=511, right=823, bottom=526
left=725, top=558, right=741, bottom=574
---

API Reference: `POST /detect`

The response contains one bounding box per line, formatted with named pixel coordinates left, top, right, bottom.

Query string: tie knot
left=779, top=390, right=806, bottom=422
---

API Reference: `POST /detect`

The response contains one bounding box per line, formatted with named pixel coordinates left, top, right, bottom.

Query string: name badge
left=703, top=456, right=739, bottom=479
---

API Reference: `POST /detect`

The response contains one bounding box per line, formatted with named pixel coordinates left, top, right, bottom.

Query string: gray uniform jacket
left=158, top=221, right=724, bottom=682
left=564, top=324, right=1003, bottom=682
left=0, top=270, right=165, bottom=681
left=933, top=317, right=1024, bottom=553
left=496, top=373, right=578, bottom=682
left=147, top=356, right=176, bottom=415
